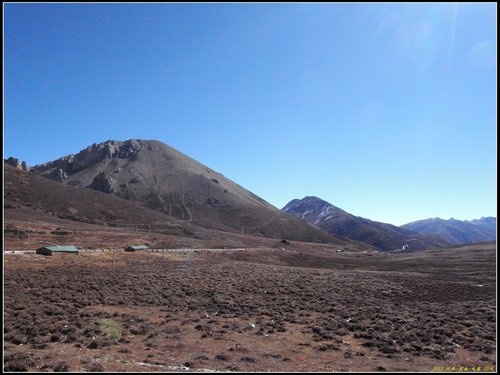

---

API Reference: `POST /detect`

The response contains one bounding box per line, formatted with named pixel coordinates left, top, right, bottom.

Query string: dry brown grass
left=4, top=244, right=496, bottom=372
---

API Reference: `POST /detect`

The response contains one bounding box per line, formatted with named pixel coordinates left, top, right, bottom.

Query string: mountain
left=282, top=196, right=451, bottom=251
left=27, top=139, right=340, bottom=244
left=400, top=217, right=496, bottom=245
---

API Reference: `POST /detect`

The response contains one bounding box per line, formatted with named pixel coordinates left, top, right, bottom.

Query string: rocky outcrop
left=46, top=168, right=68, bottom=182
left=30, top=140, right=143, bottom=181
left=87, top=172, right=115, bottom=194
left=5, top=157, right=29, bottom=171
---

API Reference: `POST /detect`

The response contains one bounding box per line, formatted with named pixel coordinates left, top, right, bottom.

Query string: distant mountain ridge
left=282, top=196, right=450, bottom=251
left=401, top=217, right=496, bottom=245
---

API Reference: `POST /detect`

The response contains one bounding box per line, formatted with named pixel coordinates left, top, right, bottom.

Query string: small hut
left=36, top=245, right=79, bottom=256
left=124, top=244, right=149, bottom=252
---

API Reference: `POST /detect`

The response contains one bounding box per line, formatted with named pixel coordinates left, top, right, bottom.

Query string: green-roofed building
left=125, top=244, right=149, bottom=252
left=36, top=245, right=79, bottom=256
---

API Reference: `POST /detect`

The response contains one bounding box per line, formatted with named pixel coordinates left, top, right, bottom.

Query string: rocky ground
left=3, top=243, right=496, bottom=372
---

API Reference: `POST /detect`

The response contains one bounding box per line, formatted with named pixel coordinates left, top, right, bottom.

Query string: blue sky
left=4, top=3, right=497, bottom=226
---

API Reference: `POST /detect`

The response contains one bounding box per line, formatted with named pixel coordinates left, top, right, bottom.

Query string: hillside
left=4, top=162, right=206, bottom=234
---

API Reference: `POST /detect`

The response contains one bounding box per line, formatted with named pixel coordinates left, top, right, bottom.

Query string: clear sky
left=3, top=3, right=497, bottom=226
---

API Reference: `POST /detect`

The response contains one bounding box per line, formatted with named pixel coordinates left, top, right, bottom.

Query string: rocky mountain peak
left=282, top=196, right=351, bottom=232
left=283, top=196, right=344, bottom=218
left=30, top=139, right=145, bottom=181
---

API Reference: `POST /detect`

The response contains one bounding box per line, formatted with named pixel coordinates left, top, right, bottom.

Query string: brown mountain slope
left=7, top=163, right=370, bottom=251
left=27, top=140, right=339, bottom=243
left=5, top=162, right=194, bottom=229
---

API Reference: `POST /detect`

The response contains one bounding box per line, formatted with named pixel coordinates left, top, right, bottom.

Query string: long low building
left=36, top=245, right=79, bottom=256
left=125, top=244, right=149, bottom=252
